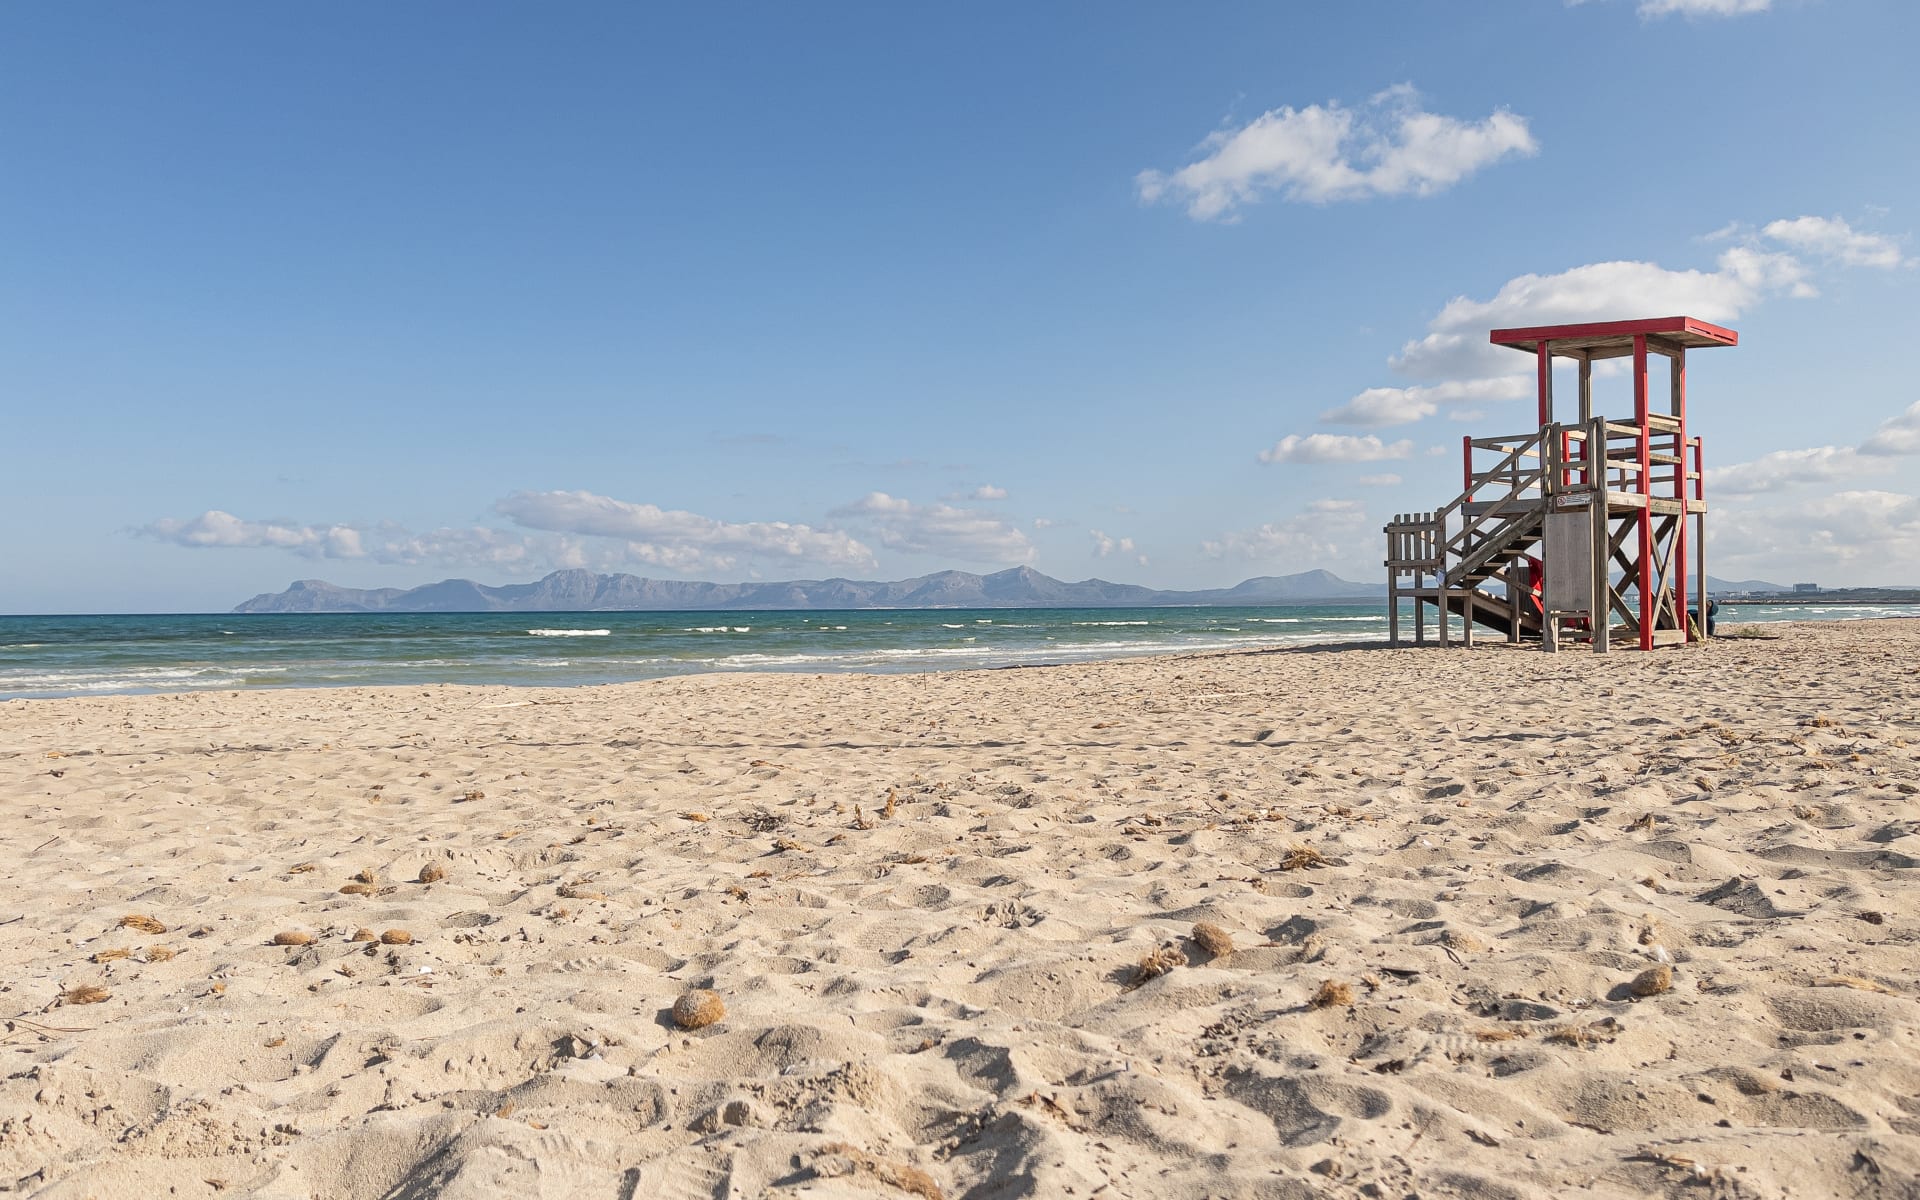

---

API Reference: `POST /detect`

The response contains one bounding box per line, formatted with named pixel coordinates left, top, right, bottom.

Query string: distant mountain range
left=233, top=567, right=1388, bottom=613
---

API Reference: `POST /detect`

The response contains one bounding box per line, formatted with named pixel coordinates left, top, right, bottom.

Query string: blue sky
left=3, top=0, right=1917, bottom=613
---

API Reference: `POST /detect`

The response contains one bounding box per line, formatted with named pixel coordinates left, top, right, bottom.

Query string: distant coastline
left=1719, top=588, right=1920, bottom=606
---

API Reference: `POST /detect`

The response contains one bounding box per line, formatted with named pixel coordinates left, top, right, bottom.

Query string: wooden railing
left=1385, top=511, right=1445, bottom=569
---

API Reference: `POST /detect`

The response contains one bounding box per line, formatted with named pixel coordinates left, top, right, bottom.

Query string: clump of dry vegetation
left=1127, top=943, right=1187, bottom=990
left=1280, top=845, right=1328, bottom=872
left=1191, top=921, right=1235, bottom=960
left=1630, top=964, right=1673, bottom=997
left=811, top=1142, right=943, bottom=1200
left=1440, top=928, right=1486, bottom=954
left=271, top=931, right=315, bottom=947
left=672, top=989, right=727, bottom=1030
left=119, top=914, right=166, bottom=935
left=1546, top=1018, right=1620, bottom=1047
left=1310, top=979, right=1355, bottom=1009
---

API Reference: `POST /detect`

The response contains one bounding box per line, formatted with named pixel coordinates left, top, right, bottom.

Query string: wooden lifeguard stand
left=1383, top=316, right=1733, bottom=652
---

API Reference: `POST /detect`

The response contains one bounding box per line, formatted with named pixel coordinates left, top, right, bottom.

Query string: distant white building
left=1793, top=582, right=1819, bottom=594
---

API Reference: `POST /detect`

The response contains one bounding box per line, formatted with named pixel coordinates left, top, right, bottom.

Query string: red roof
left=1489, top=316, right=1738, bottom=357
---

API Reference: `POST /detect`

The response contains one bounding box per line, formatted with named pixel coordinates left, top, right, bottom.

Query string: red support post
left=1674, top=349, right=1688, bottom=642
left=1634, top=335, right=1653, bottom=651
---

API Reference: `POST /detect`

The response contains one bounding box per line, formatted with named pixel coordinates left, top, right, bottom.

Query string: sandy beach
left=3, top=618, right=1918, bottom=1198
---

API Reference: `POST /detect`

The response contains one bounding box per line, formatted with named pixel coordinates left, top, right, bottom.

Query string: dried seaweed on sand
left=1310, top=979, right=1354, bottom=1009
left=1126, top=943, right=1187, bottom=990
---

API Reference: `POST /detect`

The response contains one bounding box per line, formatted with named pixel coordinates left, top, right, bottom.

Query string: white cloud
left=1136, top=85, right=1536, bottom=219
left=1716, top=490, right=1920, bottom=579
left=1861, top=401, right=1920, bottom=455
left=1390, top=251, right=1808, bottom=382
left=1639, top=0, right=1769, bottom=17
left=1357, top=473, right=1402, bottom=487
left=1709, top=402, right=1920, bottom=496
left=1090, top=530, right=1138, bottom=559
left=1709, top=446, right=1869, bottom=497
left=138, top=511, right=580, bottom=571
left=1259, top=433, right=1413, bottom=464
left=1032, top=517, right=1059, bottom=529
left=833, top=492, right=1035, bottom=564
left=943, top=484, right=1008, bottom=502
left=140, top=511, right=366, bottom=558
left=144, top=490, right=885, bottom=577
left=496, top=490, right=874, bottom=570
left=1331, top=216, right=1907, bottom=454
left=1320, top=389, right=1436, bottom=427
left=374, top=526, right=573, bottom=570
left=1761, top=216, right=1908, bottom=268
left=1203, top=500, right=1368, bottom=562
left=1321, top=376, right=1533, bottom=427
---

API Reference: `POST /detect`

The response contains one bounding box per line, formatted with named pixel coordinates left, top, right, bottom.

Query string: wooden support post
left=1672, top=348, right=1689, bottom=642
left=1694, top=439, right=1709, bottom=641
left=1387, top=519, right=1400, bottom=648
left=1508, top=566, right=1522, bottom=644
left=1634, top=334, right=1654, bottom=651
left=1589, top=416, right=1610, bottom=654
left=1696, top=508, right=1708, bottom=640
left=1577, top=353, right=1592, bottom=425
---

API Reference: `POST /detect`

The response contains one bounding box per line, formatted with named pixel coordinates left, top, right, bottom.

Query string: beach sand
left=3, top=618, right=1918, bottom=1198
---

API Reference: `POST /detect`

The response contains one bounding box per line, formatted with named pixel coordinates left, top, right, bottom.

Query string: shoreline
left=4, top=606, right=1913, bottom=704
left=4, top=610, right=1916, bottom=706
left=3, top=618, right=1918, bottom=1196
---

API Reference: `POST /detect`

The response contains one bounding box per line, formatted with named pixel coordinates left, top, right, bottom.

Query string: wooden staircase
left=1384, top=431, right=1549, bottom=647
left=1383, top=316, right=1724, bottom=652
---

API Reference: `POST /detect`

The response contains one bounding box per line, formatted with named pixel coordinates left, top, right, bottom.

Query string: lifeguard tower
left=1383, top=316, right=1733, bottom=652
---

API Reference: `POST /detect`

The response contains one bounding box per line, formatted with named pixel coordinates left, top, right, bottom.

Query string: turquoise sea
left=0, top=603, right=1906, bottom=700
